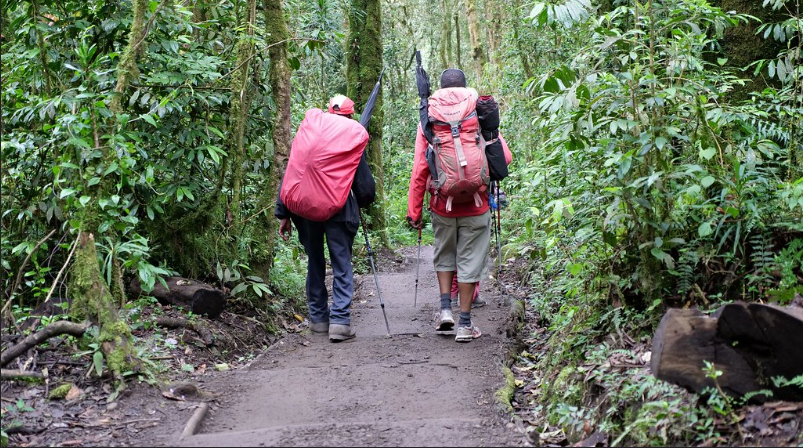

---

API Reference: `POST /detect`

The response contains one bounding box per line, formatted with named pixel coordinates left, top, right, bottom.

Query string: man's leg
left=324, top=221, right=356, bottom=326
left=292, top=217, right=329, bottom=326
left=432, top=212, right=458, bottom=330
left=454, top=211, right=491, bottom=342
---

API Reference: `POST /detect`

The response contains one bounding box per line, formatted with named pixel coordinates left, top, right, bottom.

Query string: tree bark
left=130, top=276, right=226, bottom=318
left=110, top=0, right=158, bottom=113
left=256, top=0, right=294, bottom=280
left=68, top=233, right=138, bottom=378
left=346, top=0, right=389, bottom=247
left=228, top=0, right=257, bottom=235
left=466, top=0, right=487, bottom=84
left=511, top=0, right=533, bottom=79
left=454, top=12, right=462, bottom=70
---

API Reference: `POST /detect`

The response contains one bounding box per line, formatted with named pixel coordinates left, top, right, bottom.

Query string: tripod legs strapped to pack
left=413, top=225, right=422, bottom=308
left=359, top=212, right=392, bottom=337
left=491, top=181, right=505, bottom=295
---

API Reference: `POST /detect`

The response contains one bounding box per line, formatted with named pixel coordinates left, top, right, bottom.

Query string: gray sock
left=440, top=293, right=451, bottom=310
left=459, top=311, right=471, bottom=327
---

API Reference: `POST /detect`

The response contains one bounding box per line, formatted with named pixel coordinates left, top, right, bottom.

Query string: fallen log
left=155, top=317, right=214, bottom=346
left=1, top=369, right=46, bottom=381
left=651, top=302, right=803, bottom=401
left=0, top=321, right=89, bottom=368
left=130, top=277, right=226, bottom=318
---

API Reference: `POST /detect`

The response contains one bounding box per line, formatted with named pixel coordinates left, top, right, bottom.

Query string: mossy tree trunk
left=110, top=0, right=152, bottom=114
left=67, top=0, right=163, bottom=381
left=254, top=0, right=293, bottom=279
left=511, top=0, right=533, bottom=79
left=346, top=0, right=389, bottom=247
left=454, top=11, right=462, bottom=70
left=466, top=0, right=487, bottom=85
left=69, top=233, right=137, bottom=380
left=440, top=0, right=455, bottom=69
left=228, top=0, right=257, bottom=237
left=486, top=0, right=503, bottom=68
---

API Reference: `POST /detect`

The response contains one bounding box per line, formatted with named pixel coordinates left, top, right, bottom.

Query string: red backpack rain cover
left=280, top=108, right=370, bottom=222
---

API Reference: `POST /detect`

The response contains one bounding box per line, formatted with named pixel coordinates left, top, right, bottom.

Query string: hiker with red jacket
left=276, top=95, right=376, bottom=342
left=406, top=68, right=512, bottom=343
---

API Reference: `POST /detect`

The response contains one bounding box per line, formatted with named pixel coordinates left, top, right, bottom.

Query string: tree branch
left=0, top=321, right=89, bottom=368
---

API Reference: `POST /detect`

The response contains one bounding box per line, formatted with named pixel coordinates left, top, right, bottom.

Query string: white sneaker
left=436, top=309, right=455, bottom=331
left=455, top=324, right=482, bottom=342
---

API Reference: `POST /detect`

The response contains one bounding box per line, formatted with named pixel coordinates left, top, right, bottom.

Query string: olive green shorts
left=431, top=210, right=491, bottom=283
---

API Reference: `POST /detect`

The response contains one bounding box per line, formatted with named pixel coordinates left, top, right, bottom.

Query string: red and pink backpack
left=425, top=87, right=490, bottom=211
left=280, top=108, right=369, bottom=222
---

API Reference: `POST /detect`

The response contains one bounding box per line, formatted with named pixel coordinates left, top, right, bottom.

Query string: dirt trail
left=158, top=245, right=523, bottom=447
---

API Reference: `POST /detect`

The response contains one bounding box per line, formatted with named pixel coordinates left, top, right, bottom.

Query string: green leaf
left=68, top=137, right=91, bottom=149
left=725, top=207, right=739, bottom=218
left=140, top=114, right=157, bottom=126
left=59, top=188, right=76, bottom=199
left=650, top=248, right=675, bottom=269
left=698, top=221, right=713, bottom=237
left=88, top=177, right=101, bottom=186
left=701, top=176, right=715, bottom=188
left=699, top=148, right=717, bottom=160
left=93, top=351, right=104, bottom=377
left=567, top=263, right=583, bottom=276
left=104, top=162, right=119, bottom=176
left=230, top=283, right=248, bottom=296
left=79, top=196, right=91, bottom=206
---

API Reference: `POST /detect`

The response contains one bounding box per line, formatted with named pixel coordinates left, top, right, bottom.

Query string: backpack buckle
left=451, top=126, right=460, bottom=138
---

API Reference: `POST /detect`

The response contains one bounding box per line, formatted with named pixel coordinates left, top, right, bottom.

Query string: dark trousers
left=291, top=217, right=358, bottom=325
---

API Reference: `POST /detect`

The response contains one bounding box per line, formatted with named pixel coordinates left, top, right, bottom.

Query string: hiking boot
left=455, top=323, right=482, bottom=342
left=329, top=324, right=356, bottom=342
left=310, top=321, right=329, bottom=334
left=436, top=309, right=455, bottom=331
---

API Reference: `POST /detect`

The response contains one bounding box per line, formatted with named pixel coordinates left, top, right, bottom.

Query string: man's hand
left=279, top=218, right=292, bottom=241
left=406, top=215, right=422, bottom=230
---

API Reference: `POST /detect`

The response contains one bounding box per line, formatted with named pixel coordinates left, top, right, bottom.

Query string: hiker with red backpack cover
left=406, top=67, right=512, bottom=343
left=276, top=95, right=376, bottom=343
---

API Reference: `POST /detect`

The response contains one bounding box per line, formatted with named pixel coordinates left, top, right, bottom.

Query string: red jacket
left=407, top=125, right=512, bottom=222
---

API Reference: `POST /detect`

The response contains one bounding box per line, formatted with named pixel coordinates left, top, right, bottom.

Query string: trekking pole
left=494, top=181, right=504, bottom=294
left=359, top=212, right=392, bottom=337
left=413, top=224, right=422, bottom=308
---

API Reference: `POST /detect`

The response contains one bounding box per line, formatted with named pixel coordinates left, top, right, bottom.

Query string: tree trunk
left=255, top=0, right=294, bottom=281
left=455, top=12, right=462, bottom=70
left=110, top=0, right=153, bottom=113
left=511, top=0, right=533, bottom=79
left=486, top=0, right=503, bottom=67
left=68, top=233, right=138, bottom=379
left=440, top=0, right=453, bottom=69
left=346, top=0, right=389, bottom=247
left=228, top=0, right=257, bottom=235
left=466, top=0, right=487, bottom=85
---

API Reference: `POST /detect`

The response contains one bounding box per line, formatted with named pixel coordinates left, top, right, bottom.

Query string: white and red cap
left=328, top=95, right=355, bottom=115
